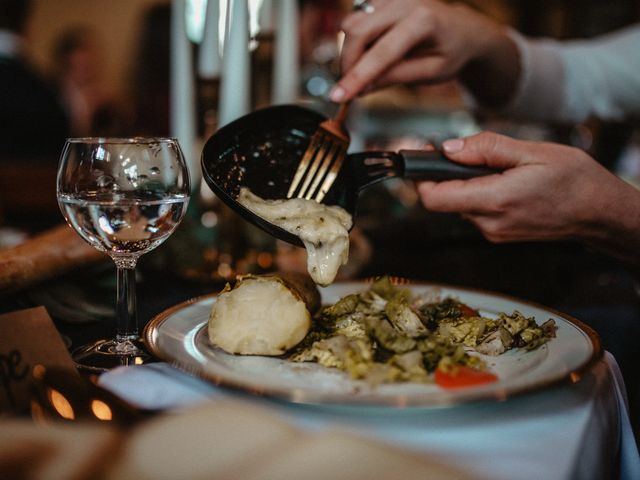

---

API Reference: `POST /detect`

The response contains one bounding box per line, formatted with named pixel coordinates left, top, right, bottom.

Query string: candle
left=272, top=0, right=299, bottom=105
left=170, top=0, right=199, bottom=190
left=198, top=0, right=221, bottom=79
left=258, top=0, right=274, bottom=34
left=219, top=0, right=251, bottom=127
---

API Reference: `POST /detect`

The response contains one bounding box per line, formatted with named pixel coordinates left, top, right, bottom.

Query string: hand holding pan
left=201, top=105, right=499, bottom=247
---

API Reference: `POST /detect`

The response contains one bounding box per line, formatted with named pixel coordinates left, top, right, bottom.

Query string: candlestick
left=258, top=0, right=274, bottom=34
left=198, top=0, right=221, bottom=79
left=219, top=0, right=251, bottom=126
left=272, top=0, right=300, bottom=105
left=170, top=0, right=199, bottom=190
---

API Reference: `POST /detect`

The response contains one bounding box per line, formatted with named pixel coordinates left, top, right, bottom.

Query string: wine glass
left=57, top=137, right=190, bottom=371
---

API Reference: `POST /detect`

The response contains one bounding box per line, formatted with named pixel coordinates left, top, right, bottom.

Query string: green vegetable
left=287, top=277, right=556, bottom=385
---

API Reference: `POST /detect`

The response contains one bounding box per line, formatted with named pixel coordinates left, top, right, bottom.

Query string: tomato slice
left=435, top=366, right=498, bottom=389
left=458, top=303, right=479, bottom=317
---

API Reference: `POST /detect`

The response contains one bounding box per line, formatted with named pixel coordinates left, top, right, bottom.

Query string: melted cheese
left=238, top=188, right=352, bottom=286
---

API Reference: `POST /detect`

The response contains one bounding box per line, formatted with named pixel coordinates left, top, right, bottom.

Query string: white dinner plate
left=143, top=281, right=601, bottom=407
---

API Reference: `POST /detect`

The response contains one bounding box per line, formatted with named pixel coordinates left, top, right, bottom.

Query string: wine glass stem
left=115, top=263, right=138, bottom=344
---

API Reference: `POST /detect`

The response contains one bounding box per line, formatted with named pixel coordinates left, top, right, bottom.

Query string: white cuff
left=499, top=29, right=568, bottom=123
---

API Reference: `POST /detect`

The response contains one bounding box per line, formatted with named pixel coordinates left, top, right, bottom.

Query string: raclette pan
left=201, top=104, right=498, bottom=247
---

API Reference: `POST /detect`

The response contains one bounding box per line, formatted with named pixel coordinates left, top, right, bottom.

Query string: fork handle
left=399, top=150, right=501, bottom=180
left=334, top=102, right=351, bottom=123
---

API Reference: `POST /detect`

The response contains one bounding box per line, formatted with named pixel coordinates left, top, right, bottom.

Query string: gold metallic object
left=286, top=103, right=350, bottom=203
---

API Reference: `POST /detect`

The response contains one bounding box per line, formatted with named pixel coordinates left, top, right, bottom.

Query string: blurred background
left=1, top=0, right=639, bottom=438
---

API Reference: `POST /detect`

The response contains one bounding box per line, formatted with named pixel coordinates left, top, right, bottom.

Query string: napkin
left=0, top=399, right=471, bottom=480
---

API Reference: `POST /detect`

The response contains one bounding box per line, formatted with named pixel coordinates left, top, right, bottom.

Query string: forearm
left=473, top=25, right=640, bottom=123
left=492, top=31, right=569, bottom=123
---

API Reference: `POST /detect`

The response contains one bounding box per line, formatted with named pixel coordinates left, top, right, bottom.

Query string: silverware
left=286, top=102, right=350, bottom=202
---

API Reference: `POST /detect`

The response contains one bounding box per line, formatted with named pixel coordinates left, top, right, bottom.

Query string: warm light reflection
left=91, top=399, right=113, bottom=421
left=203, top=247, right=218, bottom=262
left=218, top=262, right=233, bottom=278
left=48, top=388, right=75, bottom=420
left=32, top=364, right=46, bottom=380
left=135, top=357, right=144, bottom=365
left=31, top=399, right=46, bottom=424
left=257, top=252, right=273, bottom=269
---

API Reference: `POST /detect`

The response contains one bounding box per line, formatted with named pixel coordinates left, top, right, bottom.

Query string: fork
left=286, top=102, right=350, bottom=203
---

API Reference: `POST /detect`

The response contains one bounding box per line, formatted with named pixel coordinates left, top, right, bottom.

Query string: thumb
left=442, top=132, right=539, bottom=170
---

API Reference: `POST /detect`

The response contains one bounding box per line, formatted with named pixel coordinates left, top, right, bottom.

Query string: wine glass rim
left=65, top=137, right=179, bottom=144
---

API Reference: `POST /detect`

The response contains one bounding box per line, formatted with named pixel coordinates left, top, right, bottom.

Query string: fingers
left=441, top=132, right=542, bottom=169
left=332, top=2, right=431, bottom=101
left=415, top=132, right=539, bottom=213
left=339, top=3, right=403, bottom=74
left=416, top=177, right=505, bottom=213
left=459, top=214, right=522, bottom=244
left=369, top=55, right=451, bottom=90
left=339, top=21, right=433, bottom=100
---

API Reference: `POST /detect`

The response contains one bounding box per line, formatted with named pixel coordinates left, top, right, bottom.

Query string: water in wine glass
left=57, top=137, right=191, bottom=372
left=59, top=192, right=189, bottom=258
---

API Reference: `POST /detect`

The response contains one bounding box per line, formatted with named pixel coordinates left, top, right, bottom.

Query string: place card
left=0, top=306, right=77, bottom=414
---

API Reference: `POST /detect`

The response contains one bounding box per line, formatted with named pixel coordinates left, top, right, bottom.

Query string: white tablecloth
left=100, top=352, right=639, bottom=480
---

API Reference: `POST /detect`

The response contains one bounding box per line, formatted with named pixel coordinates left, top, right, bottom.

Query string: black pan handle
left=399, top=149, right=501, bottom=180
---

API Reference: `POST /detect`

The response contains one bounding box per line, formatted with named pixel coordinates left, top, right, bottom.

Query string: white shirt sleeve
left=503, top=25, right=640, bottom=124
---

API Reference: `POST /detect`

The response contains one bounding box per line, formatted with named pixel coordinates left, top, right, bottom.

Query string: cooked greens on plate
left=287, top=277, right=557, bottom=386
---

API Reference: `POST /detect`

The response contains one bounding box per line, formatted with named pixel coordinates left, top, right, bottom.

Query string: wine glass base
left=72, top=338, right=155, bottom=373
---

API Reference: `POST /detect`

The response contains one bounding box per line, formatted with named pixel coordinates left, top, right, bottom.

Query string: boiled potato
left=208, top=272, right=319, bottom=355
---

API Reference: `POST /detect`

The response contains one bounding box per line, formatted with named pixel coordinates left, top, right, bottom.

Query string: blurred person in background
left=0, top=0, right=70, bottom=161
left=51, top=26, right=123, bottom=137
left=0, top=0, right=70, bottom=233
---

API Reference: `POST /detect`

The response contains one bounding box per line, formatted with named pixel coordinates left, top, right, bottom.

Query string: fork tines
left=286, top=131, right=348, bottom=203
